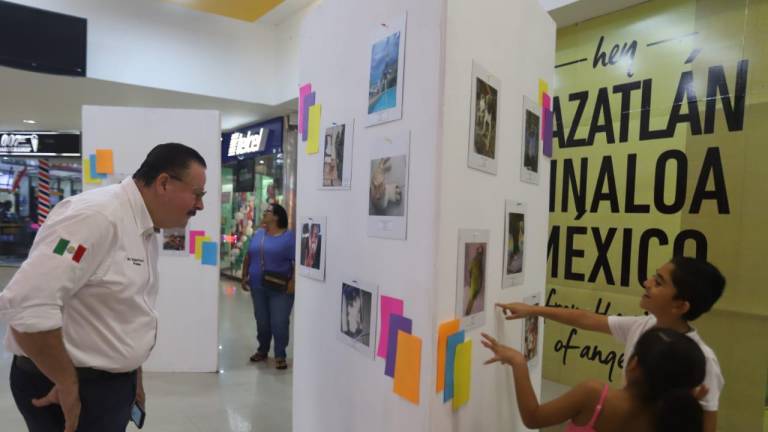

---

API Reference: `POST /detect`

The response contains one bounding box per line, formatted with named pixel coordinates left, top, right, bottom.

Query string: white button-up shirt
left=0, top=178, right=159, bottom=372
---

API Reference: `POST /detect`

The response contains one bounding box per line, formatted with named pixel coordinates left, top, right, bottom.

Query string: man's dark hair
left=270, top=203, right=289, bottom=229
left=133, top=143, right=207, bottom=186
left=670, top=256, right=725, bottom=321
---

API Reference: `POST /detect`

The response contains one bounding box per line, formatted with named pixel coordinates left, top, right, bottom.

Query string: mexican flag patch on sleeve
left=53, top=238, right=87, bottom=263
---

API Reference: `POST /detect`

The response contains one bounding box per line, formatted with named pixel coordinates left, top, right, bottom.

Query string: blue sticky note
left=385, top=314, right=412, bottom=378
left=444, top=330, right=465, bottom=402
left=201, top=241, right=217, bottom=266
left=89, top=154, right=107, bottom=179
left=301, top=92, right=315, bottom=142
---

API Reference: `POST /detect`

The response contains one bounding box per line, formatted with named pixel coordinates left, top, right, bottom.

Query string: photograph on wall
left=467, top=61, right=501, bottom=175
left=366, top=12, right=407, bottom=127
left=502, top=200, right=526, bottom=288
left=160, top=227, right=186, bottom=256
left=520, top=96, right=540, bottom=184
left=455, top=229, right=489, bottom=330
left=298, top=216, right=327, bottom=281
left=522, top=293, right=541, bottom=365
left=338, top=279, right=379, bottom=358
left=321, top=120, right=354, bottom=189
left=367, top=131, right=410, bottom=240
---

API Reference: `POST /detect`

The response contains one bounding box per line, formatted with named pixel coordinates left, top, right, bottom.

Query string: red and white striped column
left=36, top=159, right=51, bottom=225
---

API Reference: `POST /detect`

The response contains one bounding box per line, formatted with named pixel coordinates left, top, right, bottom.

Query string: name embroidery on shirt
left=126, top=257, right=144, bottom=266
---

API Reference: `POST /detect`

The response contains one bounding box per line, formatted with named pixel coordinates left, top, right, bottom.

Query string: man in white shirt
left=0, top=143, right=207, bottom=432
left=497, top=257, right=726, bottom=432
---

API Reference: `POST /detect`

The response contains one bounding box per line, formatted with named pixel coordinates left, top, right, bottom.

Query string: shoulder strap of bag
left=259, top=230, right=266, bottom=270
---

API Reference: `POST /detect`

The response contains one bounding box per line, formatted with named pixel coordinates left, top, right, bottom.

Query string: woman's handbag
left=260, top=232, right=291, bottom=292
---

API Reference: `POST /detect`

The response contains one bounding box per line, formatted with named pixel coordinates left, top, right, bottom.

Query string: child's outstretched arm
left=481, top=332, right=599, bottom=429
left=495, top=302, right=611, bottom=334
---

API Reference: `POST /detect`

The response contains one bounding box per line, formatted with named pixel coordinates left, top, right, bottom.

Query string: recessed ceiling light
left=22, top=120, right=37, bottom=124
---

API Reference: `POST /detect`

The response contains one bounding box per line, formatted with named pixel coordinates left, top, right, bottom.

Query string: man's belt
left=13, top=355, right=135, bottom=380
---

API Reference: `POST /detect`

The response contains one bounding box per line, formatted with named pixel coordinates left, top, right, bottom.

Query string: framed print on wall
left=456, top=229, right=489, bottom=330
left=298, top=216, right=327, bottom=281
left=338, top=279, right=379, bottom=359
left=366, top=12, right=407, bottom=127
left=468, top=61, right=501, bottom=175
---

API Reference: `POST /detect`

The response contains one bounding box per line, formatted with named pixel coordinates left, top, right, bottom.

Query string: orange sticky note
left=95, top=149, right=114, bottom=174
left=393, top=331, right=421, bottom=405
left=453, top=339, right=472, bottom=410
left=436, top=319, right=460, bottom=392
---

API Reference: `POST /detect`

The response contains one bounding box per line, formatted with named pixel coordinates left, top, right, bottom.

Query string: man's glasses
left=168, top=174, right=206, bottom=201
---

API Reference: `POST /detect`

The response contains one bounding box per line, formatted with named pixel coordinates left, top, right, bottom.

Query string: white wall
left=271, top=2, right=320, bottom=105
left=293, top=1, right=443, bottom=431
left=81, top=105, right=221, bottom=372
left=10, top=0, right=302, bottom=105
left=431, top=0, right=555, bottom=430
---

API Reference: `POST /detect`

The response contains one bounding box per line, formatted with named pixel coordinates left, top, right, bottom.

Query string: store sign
left=227, top=128, right=269, bottom=157
left=0, top=133, right=39, bottom=153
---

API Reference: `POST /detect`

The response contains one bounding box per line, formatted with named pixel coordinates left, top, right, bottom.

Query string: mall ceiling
left=0, top=66, right=296, bottom=133
left=162, top=0, right=315, bottom=24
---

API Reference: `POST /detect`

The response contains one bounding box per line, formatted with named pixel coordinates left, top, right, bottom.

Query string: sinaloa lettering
left=548, top=147, right=730, bottom=220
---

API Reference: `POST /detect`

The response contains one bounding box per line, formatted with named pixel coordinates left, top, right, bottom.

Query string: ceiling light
left=22, top=120, right=37, bottom=124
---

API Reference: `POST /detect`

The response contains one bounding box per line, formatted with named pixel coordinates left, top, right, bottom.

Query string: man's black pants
left=10, top=356, right=137, bottom=432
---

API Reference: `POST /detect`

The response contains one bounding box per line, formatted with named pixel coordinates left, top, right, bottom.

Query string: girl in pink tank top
left=482, top=328, right=706, bottom=432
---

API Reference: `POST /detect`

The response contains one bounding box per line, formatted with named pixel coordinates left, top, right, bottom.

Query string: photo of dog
left=369, top=155, right=406, bottom=216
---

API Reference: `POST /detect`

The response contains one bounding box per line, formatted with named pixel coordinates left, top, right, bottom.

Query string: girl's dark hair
left=270, top=203, right=288, bottom=229
left=632, top=328, right=706, bottom=432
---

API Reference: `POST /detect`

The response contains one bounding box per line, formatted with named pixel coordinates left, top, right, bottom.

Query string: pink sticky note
left=542, top=93, right=551, bottom=140
left=299, top=83, right=312, bottom=137
left=377, top=295, right=405, bottom=358
left=188, top=230, right=206, bottom=254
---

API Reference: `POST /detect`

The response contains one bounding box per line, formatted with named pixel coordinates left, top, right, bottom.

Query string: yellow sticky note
left=538, top=79, right=548, bottom=107
left=95, top=149, right=114, bottom=174
left=195, top=235, right=210, bottom=260
left=393, top=331, right=421, bottom=405
left=436, top=319, right=460, bottom=392
left=306, top=104, right=322, bottom=154
left=453, top=339, right=472, bottom=410
left=82, top=158, right=101, bottom=184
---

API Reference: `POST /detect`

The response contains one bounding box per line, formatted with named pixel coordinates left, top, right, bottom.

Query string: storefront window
left=0, top=157, right=81, bottom=265
left=220, top=154, right=284, bottom=278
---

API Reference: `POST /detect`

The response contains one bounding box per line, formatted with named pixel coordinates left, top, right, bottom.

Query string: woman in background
left=241, top=203, right=295, bottom=370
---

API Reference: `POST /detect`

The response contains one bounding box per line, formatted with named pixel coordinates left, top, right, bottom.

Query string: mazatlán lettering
left=552, top=60, right=748, bottom=147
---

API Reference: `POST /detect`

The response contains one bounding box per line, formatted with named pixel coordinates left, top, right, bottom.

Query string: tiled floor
left=0, top=267, right=293, bottom=432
